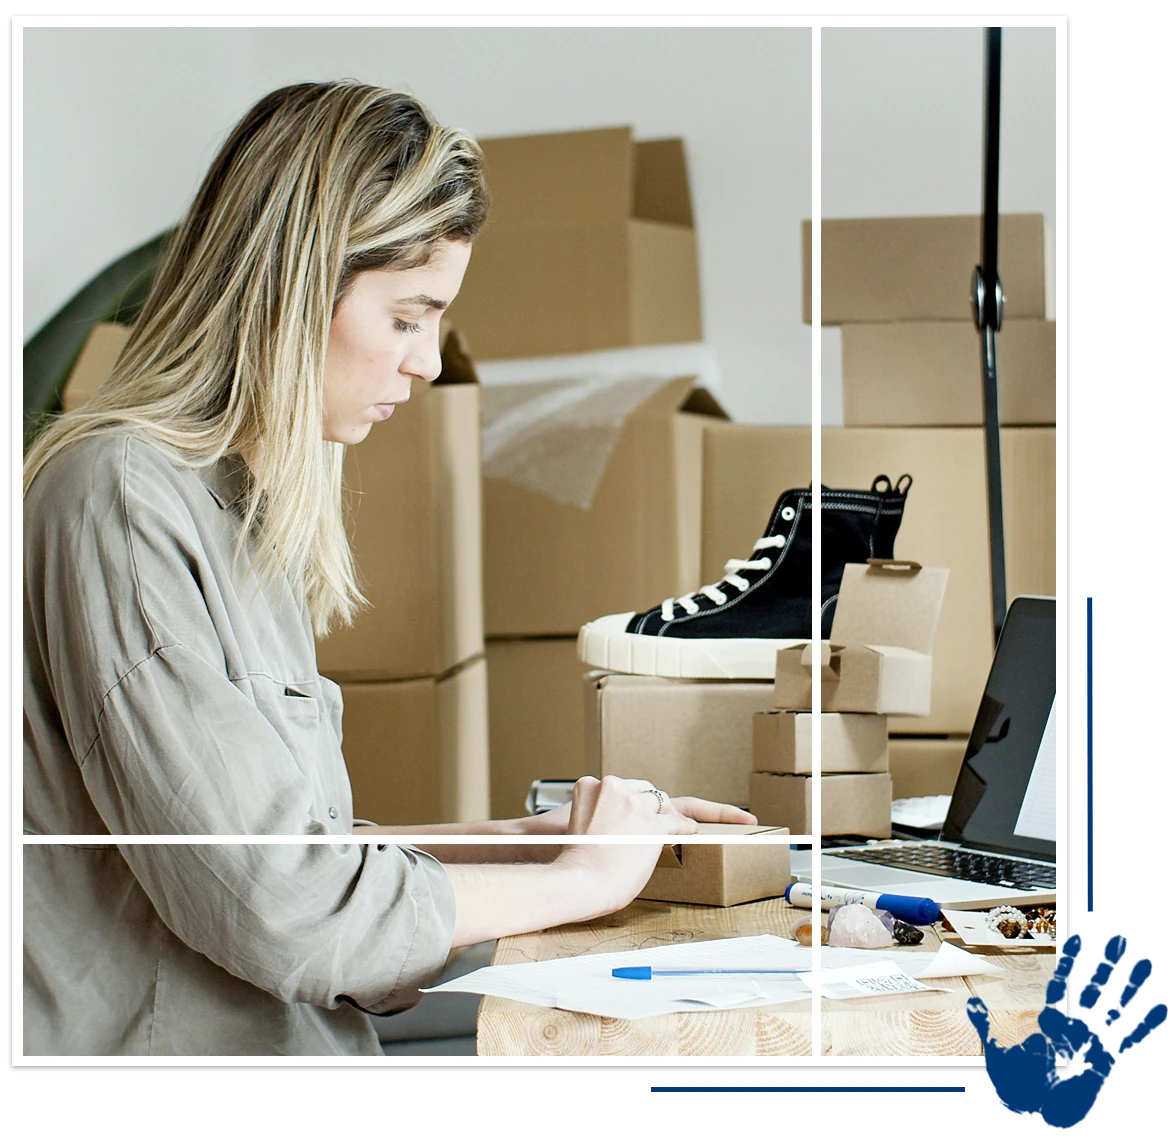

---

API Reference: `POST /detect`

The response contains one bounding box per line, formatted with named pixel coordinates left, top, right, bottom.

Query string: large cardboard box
left=749, top=772, right=892, bottom=837
left=638, top=834, right=792, bottom=907
left=60, top=322, right=130, bottom=411
left=315, top=331, right=483, bottom=682
left=584, top=673, right=773, bottom=808
left=447, top=127, right=701, bottom=361
left=340, top=656, right=489, bottom=826
left=803, top=214, right=1047, bottom=324
left=822, top=427, right=1055, bottom=732
left=701, top=422, right=813, bottom=582
left=774, top=562, right=950, bottom=717
left=841, top=319, right=1056, bottom=426
left=484, top=377, right=727, bottom=637
left=889, top=735, right=968, bottom=800
left=486, top=638, right=588, bottom=819
left=753, top=711, right=889, bottom=775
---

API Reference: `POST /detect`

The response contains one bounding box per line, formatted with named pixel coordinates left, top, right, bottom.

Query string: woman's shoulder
left=25, top=431, right=202, bottom=520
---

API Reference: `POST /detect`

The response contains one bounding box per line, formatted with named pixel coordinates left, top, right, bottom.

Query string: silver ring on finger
left=645, top=788, right=669, bottom=814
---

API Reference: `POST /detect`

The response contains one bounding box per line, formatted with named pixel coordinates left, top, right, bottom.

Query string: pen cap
left=876, top=893, right=940, bottom=925
left=612, top=967, right=653, bottom=980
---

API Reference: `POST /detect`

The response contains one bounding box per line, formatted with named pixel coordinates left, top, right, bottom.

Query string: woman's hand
left=554, top=843, right=665, bottom=915
left=523, top=777, right=757, bottom=835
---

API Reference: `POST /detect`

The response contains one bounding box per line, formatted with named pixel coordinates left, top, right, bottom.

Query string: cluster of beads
left=985, top=904, right=1056, bottom=940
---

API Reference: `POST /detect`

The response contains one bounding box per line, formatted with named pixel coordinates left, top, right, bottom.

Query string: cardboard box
left=584, top=672, right=773, bottom=807
left=753, top=711, right=889, bottom=775
left=803, top=214, right=1047, bottom=324
left=486, top=638, right=588, bottom=819
left=484, top=376, right=727, bottom=637
left=317, top=332, right=483, bottom=682
left=61, top=322, right=131, bottom=411
left=774, top=562, right=949, bottom=717
left=841, top=319, right=1056, bottom=426
left=749, top=772, right=892, bottom=837
left=446, top=127, right=701, bottom=360
left=340, top=656, right=489, bottom=826
left=638, top=834, right=792, bottom=907
left=889, top=735, right=968, bottom=800
left=822, top=427, right=1055, bottom=732
left=701, top=422, right=812, bottom=583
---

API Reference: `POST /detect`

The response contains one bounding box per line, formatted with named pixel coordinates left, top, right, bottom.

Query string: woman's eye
left=394, top=319, right=423, bottom=334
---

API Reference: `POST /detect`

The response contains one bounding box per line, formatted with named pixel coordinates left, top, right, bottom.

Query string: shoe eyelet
left=780, top=506, right=796, bottom=521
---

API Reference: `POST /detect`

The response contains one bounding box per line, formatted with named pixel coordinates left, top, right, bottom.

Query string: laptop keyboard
left=835, top=844, right=1056, bottom=890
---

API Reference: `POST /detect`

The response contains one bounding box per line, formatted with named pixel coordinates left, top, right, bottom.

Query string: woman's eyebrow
left=395, top=292, right=450, bottom=310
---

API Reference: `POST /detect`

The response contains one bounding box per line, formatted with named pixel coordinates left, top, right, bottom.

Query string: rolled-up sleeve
left=116, top=842, right=457, bottom=1014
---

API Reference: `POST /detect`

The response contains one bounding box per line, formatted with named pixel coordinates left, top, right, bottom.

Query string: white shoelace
left=660, top=535, right=787, bottom=620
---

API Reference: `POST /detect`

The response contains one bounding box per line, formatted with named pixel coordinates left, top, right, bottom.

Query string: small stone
left=791, top=919, right=828, bottom=945
left=827, top=903, right=893, bottom=949
left=892, top=919, right=925, bottom=946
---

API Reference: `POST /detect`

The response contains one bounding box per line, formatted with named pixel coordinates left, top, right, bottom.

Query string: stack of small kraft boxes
left=802, top=213, right=1056, bottom=800
left=747, top=562, right=949, bottom=837
left=442, top=124, right=750, bottom=819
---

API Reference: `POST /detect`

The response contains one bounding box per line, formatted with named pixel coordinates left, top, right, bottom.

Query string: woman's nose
left=402, top=332, right=443, bottom=384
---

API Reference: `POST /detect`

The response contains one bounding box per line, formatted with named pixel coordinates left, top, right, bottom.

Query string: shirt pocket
left=250, top=674, right=354, bottom=831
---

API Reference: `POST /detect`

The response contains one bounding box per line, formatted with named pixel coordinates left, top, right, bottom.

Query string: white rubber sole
left=577, top=617, right=808, bottom=680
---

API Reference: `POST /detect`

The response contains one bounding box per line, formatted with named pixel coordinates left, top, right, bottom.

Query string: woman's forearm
left=352, top=818, right=533, bottom=836
left=443, top=857, right=630, bottom=947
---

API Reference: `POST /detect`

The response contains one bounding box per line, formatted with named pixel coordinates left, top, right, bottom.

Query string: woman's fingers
left=670, top=796, right=758, bottom=825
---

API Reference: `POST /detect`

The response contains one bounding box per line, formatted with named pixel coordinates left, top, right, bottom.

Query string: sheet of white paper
left=890, top=794, right=952, bottom=828
left=818, top=941, right=1002, bottom=979
left=942, top=908, right=1056, bottom=948
left=426, top=934, right=811, bottom=1019
left=803, top=960, right=951, bottom=1000
left=1014, top=697, right=1057, bottom=842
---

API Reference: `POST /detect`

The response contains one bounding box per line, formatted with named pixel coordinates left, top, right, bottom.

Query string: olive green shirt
left=23, top=433, right=456, bottom=1054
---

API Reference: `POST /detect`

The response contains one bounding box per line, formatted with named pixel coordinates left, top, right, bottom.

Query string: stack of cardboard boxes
left=451, top=126, right=735, bottom=818
left=748, top=562, right=948, bottom=835
left=315, top=332, right=490, bottom=826
left=804, top=214, right=1056, bottom=800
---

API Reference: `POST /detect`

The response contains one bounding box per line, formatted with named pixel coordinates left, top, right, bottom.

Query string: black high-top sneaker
left=577, top=475, right=911, bottom=679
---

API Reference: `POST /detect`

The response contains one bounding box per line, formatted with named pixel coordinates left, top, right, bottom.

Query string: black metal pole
left=972, top=26, right=1008, bottom=644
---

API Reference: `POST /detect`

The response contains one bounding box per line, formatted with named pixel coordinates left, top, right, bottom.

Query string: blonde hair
left=24, top=81, right=488, bottom=635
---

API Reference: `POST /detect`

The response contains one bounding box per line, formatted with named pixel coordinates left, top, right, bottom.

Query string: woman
left=23, top=82, right=753, bottom=1054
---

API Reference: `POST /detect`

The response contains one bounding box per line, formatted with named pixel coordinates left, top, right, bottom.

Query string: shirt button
left=328, top=806, right=338, bottom=819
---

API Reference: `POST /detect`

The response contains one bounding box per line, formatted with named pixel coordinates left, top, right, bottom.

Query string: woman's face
left=322, top=239, right=472, bottom=445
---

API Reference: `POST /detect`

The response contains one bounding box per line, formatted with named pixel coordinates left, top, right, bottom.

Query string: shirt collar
left=197, top=453, right=249, bottom=510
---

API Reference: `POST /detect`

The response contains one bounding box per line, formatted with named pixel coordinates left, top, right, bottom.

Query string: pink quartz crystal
left=827, top=903, right=894, bottom=949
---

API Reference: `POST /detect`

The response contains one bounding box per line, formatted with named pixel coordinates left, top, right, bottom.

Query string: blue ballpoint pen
left=612, top=966, right=804, bottom=980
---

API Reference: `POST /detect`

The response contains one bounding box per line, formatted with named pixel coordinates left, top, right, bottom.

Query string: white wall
left=22, top=26, right=1057, bottom=427
left=820, top=27, right=1057, bottom=424
left=22, top=26, right=812, bottom=425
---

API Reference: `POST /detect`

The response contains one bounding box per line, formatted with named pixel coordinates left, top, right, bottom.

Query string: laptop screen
left=940, top=596, right=1056, bottom=861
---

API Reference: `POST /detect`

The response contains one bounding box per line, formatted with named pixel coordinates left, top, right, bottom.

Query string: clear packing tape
left=480, top=373, right=678, bottom=511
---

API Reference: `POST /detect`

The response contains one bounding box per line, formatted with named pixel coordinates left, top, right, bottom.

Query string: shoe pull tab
left=869, top=474, right=914, bottom=495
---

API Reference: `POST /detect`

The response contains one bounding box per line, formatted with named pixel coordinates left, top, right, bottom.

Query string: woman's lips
left=375, top=403, right=397, bottom=420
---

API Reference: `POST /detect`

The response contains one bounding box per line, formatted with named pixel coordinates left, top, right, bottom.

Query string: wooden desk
left=476, top=898, right=1055, bottom=1057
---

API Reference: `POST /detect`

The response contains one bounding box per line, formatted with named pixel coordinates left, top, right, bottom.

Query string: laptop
left=790, top=594, right=1056, bottom=910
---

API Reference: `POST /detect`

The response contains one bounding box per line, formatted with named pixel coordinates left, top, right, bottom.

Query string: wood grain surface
left=477, top=897, right=1055, bottom=1057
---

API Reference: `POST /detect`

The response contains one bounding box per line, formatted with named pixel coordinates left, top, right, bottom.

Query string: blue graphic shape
left=1086, top=597, right=1093, bottom=912
left=968, top=930, right=1170, bottom=1137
